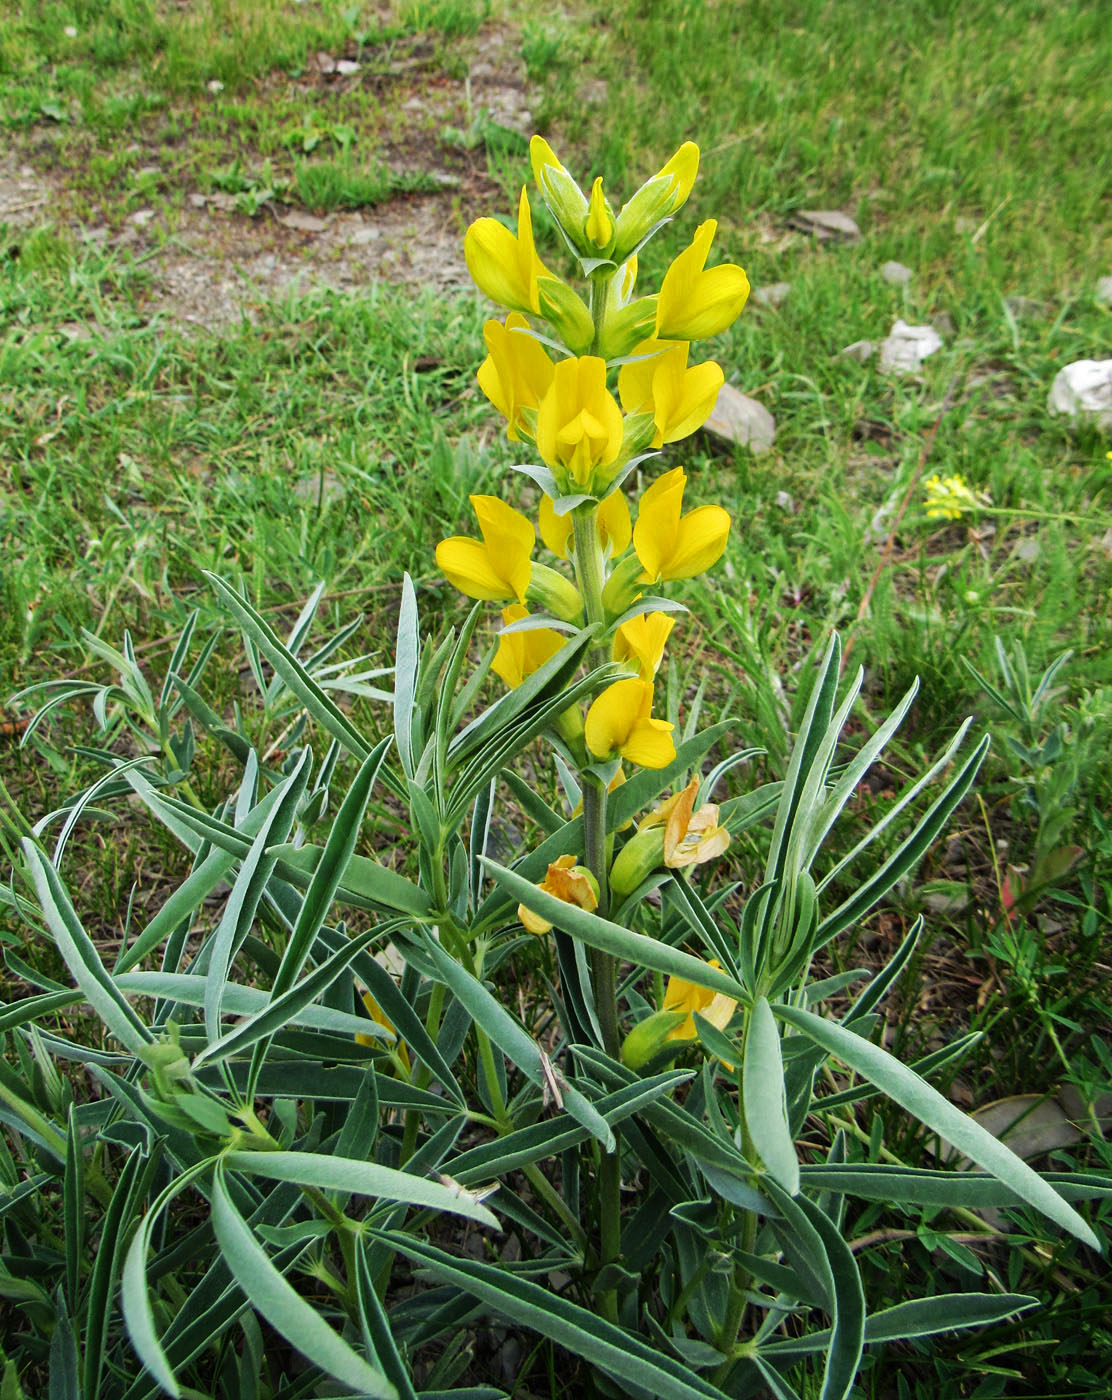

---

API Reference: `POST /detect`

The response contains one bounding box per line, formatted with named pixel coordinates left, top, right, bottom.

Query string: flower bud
left=530, top=136, right=589, bottom=245
left=598, top=295, right=659, bottom=360
left=585, top=177, right=616, bottom=254
left=612, top=142, right=700, bottom=262
left=601, top=553, right=645, bottom=618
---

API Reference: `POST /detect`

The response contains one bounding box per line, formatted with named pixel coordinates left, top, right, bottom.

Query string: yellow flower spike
left=491, top=605, right=564, bottom=689
left=655, top=220, right=750, bottom=341
left=661, top=961, right=738, bottom=1044
left=435, top=495, right=535, bottom=602
left=535, top=356, right=625, bottom=490
left=618, top=339, right=725, bottom=448
left=585, top=677, right=676, bottom=769
left=476, top=314, right=555, bottom=442
left=465, top=187, right=550, bottom=314
left=517, top=853, right=600, bottom=935
left=641, top=777, right=730, bottom=869
left=539, top=493, right=631, bottom=560
left=613, top=141, right=701, bottom=261
left=923, top=472, right=983, bottom=521
left=585, top=176, right=616, bottom=252
left=356, top=990, right=411, bottom=1073
left=633, top=466, right=731, bottom=583
left=613, top=611, right=674, bottom=680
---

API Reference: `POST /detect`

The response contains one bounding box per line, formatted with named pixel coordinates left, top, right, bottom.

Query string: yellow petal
left=622, top=716, right=676, bottom=769
left=598, top=492, right=632, bottom=556
left=663, top=504, right=731, bottom=580
left=472, top=494, right=535, bottom=601
left=617, top=338, right=669, bottom=416
left=613, top=611, right=674, bottom=679
left=585, top=176, right=615, bottom=249
left=633, top=467, right=686, bottom=581
left=585, top=676, right=646, bottom=759
left=655, top=357, right=724, bottom=444
left=435, top=537, right=515, bottom=601
left=656, top=220, right=750, bottom=341
left=539, top=495, right=573, bottom=558
left=491, top=604, right=564, bottom=689
left=464, top=188, right=548, bottom=314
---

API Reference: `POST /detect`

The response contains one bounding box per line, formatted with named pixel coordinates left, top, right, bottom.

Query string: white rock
left=878, top=319, right=943, bottom=374
left=840, top=339, right=874, bottom=362
left=880, top=260, right=913, bottom=285
left=753, top=281, right=791, bottom=308
left=336, top=60, right=361, bottom=75
left=792, top=209, right=861, bottom=242
left=207, top=79, right=225, bottom=94
left=1096, top=276, right=1112, bottom=307
left=128, top=208, right=155, bottom=228
left=1047, top=359, right=1112, bottom=429
left=280, top=210, right=329, bottom=233
left=704, top=383, right=775, bottom=454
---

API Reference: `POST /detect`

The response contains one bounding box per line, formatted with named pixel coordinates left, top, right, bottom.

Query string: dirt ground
left=0, top=26, right=536, bottom=327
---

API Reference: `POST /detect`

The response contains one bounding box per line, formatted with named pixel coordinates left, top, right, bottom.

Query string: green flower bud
left=527, top=562, right=584, bottom=623
left=621, top=1008, right=688, bottom=1069
left=537, top=277, right=595, bottom=354
left=601, top=553, right=646, bottom=618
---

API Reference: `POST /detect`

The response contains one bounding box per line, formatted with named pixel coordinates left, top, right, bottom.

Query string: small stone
left=1096, top=276, right=1112, bottom=307
left=335, top=59, right=361, bottom=75
left=791, top=209, right=861, bottom=243
left=703, top=383, right=776, bottom=454
left=878, top=319, right=943, bottom=374
left=840, top=339, right=874, bottom=362
left=207, top=79, right=225, bottom=94
left=347, top=226, right=381, bottom=246
left=753, top=281, right=791, bottom=308
left=880, top=260, right=913, bottom=285
left=1047, top=359, right=1112, bottom=429
left=64, top=24, right=77, bottom=37
left=775, top=490, right=795, bottom=512
left=128, top=208, right=155, bottom=228
left=188, top=192, right=208, bottom=208
left=280, top=210, right=329, bottom=233
left=316, top=51, right=336, bottom=74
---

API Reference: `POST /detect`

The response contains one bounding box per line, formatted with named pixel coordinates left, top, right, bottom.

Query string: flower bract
left=655, top=220, right=750, bottom=341
left=436, top=495, right=535, bottom=602
left=633, top=466, right=731, bottom=582
left=585, top=677, right=675, bottom=769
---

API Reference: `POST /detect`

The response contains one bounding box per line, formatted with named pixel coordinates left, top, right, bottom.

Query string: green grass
left=2, top=0, right=1111, bottom=1394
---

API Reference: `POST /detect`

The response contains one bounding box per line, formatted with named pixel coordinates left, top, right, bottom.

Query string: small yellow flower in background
left=613, top=141, right=700, bottom=259
left=661, top=961, right=737, bottom=1043
left=923, top=472, right=984, bottom=521
left=585, top=677, right=676, bottom=769
left=633, top=466, right=731, bottom=582
left=436, top=495, right=534, bottom=602
left=613, top=611, right=674, bottom=679
left=357, top=990, right=411, bottom=1073
left=655, top=220, right=750, bottom=341
left=465, top=187, right=549, bottom=314
left=539, top=492, right=632, bottom=560
left=518, top=854, right=600, bottom=934
left=535, top=356, right=625, bottom=490
left=491, top=605, right=564, bottom=689
left=477, top=314, right=555, bottom=441
left=618, top=339, right=725, bottom=447
left=641, top=777, right=730, bottom=869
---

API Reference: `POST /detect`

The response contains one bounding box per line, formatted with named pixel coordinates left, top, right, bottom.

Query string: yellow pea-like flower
left=477, top=314, right=555, bottom=442
left=436, top=495, right=535, bottom=602
left=539, top=492, right=632, bottom=560
left=491, top=605, right=564, bottom=689
left=518, top=854, right=599, bottom=935
left=633, top=466, right=730, bottom=583
left=661, top=961, right=738, bottom=1043
left=613, top=141, right=700, bottom=260
left=618, top=339, right=725, bottom=447
left=655, top=220, right=750, bottom=341
left=585, top=677, right=676, bottom=769
left=535, top=356, right=625, bottom=491
left=613, top=611, right=674, bottom=680
left=465, top=187, right=549, bottom=314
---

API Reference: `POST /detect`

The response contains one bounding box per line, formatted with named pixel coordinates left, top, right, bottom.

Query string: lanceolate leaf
left=379, top=1233, right=734, bottom=1400
left=775, top=1004, right=1099, bottom=1248
left=743, top=998, right=799, bottom=1196
left=210, top=1164, right=397, bottom=1398
left=797, top=1164, right=1112, bottom=1208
